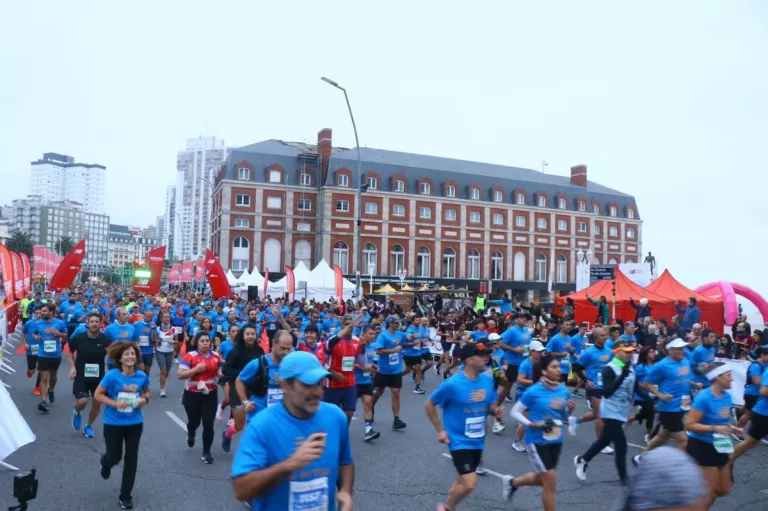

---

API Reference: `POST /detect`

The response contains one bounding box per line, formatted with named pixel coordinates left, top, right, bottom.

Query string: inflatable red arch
left=694, top=281, right=768, bottom=325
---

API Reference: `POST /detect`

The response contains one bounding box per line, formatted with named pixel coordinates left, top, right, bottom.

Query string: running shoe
left=118, top=497, right=133, bottom=509
left=411, top=374, right=416, bottom=384
left=393, top=418, right=407, bottom=430
left=511, top=440, right=526, bottom=452
left=475, top=462, right=488, bottom=476
left=187, top=433, right=195, bottom=448
left=33, top=387, right=40, bottom=396
left=37, top=401, right=49, bottom=413
left=101, top=460, right=111, bottom=480
left=364, top=429, right=380, bottom=442
left=501, top=475, right=517, bottom=502
left=221, top=431, right=232, bottom=453
left=631, top=454, right=642, bottom=467
left=216, top=405, right=226, bottom=421
left=202, top=452, right=214, bottom=465
left=568, top=417, right=579, bottom=436
left=601, top=446, right=614, bottom=454
left=414, top=385, right=425, bottom=395
left=492, top=420, right=505, bottom=434
left=72, top=408, right=82, bottom=430
left=84, top=425, right=95, bottom=438
left=26, top=370, right=33, bottom=378
left=574, top=456, right=588, bottom=481
left=48, top=391, right=55, bottom=403
left=160, top=389, right=167, bottom=398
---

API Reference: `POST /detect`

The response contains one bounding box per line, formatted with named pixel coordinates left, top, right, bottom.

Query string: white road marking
left=165, top=410, right=188, bottom=431
left=627, top=442, right=645, bottom=449
left=440, top=452, right=505, bottom=479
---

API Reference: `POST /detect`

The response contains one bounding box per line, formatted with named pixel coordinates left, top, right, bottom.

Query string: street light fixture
left=321, top=76, right=363, bottom=301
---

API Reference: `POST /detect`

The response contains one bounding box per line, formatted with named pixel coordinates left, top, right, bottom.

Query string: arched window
left=608, top=258, right=618, bottom=265
left=513, top=252, right=526, bottom=281
left=417, top=246, right=431, bottom=278
left=333, top=241, right=349, bottom=274
left=442, top=248, right=456, bottom=278
left=363, top=243, right=377, bottom=275
left=232, top=236, right=250, bottom=271
left=535, top=253, right=547, bottom=282
left=556, top=254, right=567, bottom=283
left=294, top=240, right=311, bottom=267
left=491, top=250, right=504, bottom=280
left=263, top=238, right=281, bottom=271
left=390, top=244, right=405, bottom=275
left=467, top=249, right=480, bottom=279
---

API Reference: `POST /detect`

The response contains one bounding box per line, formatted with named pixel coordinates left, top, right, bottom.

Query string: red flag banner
left=46, top=249, right=56, bottom=277
left=285, top=266, right=295, bottom=302
left=0, top=244, right=14, bottom=303
left=204, top=249, right=231, bottom=299
left=20, top=252, right=31, bottom=293
left=10, top=251, right=23, bottom=300
left=32, top=245, right=46, bottom=278
left=263, top=268, right=269, bottom=299
left=168, top=264, right=181, bottom=284
left=334, top=264, right=343, bottom=305
left=49, top=239, right=86, bottom=291
left=195, top=258, right=205, bottom=281
left=135, top=246, right=166, bottom=295
left=181, top=260, right=194, bottom=283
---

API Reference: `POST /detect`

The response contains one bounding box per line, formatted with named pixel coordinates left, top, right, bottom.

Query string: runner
left=323, top=315, right=362, bottom=423
left=425, top=342, right=504, bottom=511
left=154, top=310, right=177, bottom=397
left=355, top=324, right=380, bottom=442
left=403, top=315, right=426, bottom=394
left=104, top=307, right=136, bottom=344
left=132, top=308, right=156, bottom=374
left=512, top=339, right=547, bottom=452
left=371, top=316, right=407, bottom=431
left=569, top=322, right=588, bottom=397
left=32, top=302, right=68, bottom=412
left=214, top=323, right=239, bottom=419
left=66, top=311, right=111, bottom=438
left=737, top=346, right=768, bottom=430
left=21, top=307, right=42, bottom=396
left=628, top=344, right=657, bottom=442
left=94, top=341, right=151, bottom=510
left=494, top=312, right=531, bottom=433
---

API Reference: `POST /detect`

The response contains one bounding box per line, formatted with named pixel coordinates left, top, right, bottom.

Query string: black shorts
left=686, top=436, right=729, bottom=468
left=140, top=354, right=154, bottom=368
left=228, top=382, right=243, bottom=408
left=526, top=443, right=562, bottom=473
left=441, top=341, right=452, bottom=353
left=403, top=355, right=422, bottom=367
left=450, top=449, right=483, bottom=475
left=658, top=411, right=685, bottom=433
left=586, top=388, right=603, bottom=400
left=505, top=365, right=519, bottom=386
left=37, top=357, right=62, bottom=372
left=421, top=353, right=433, bottom=362
left=356, top=384, right=374, bottom=397
left=374, top=372, right=402, bottom=389
left=73, top=379, right=100, bottom=399
left=748, top=412, right=768, bottom=441
left=744, top=394, right=758, bottom=411
left=27, top=355, right=38, bottom=372
left=572, top=363, right=584, bottom=374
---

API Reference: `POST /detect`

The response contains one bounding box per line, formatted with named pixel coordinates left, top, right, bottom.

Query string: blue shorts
left=323, top=386, right=357, bottom=412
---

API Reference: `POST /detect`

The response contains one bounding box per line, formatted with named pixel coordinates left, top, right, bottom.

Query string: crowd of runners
left=12, top=285, right=768, bottom=510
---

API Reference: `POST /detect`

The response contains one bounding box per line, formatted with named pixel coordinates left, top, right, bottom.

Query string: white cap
left=528, top=340, right=546, bottom=352
left=667, top=338, right=688, bottom=349
left=639, top=298, right=648, bottom=306
left=487, top=333, right=501, bottom=342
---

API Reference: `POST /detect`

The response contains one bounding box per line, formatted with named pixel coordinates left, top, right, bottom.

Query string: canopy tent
left=225, top=269, right=238, bottom=287
left=308, top=260, right=355, bottom=300
left=646, top=270, right=725, bottom=333
left=237, top=268, right=251, bottom=285
left=375, top=284, right=400, bottom=294
left=557, top=269, right=677, bottom=327
left=269, top=262, right=314, bottom=296
left=243, top=266, right=265, bottom=288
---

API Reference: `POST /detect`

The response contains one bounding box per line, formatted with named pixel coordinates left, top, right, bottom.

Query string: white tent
left=225, top=269, right=238, bottom=286
left=244, top=266, right=264, bottom=287
left=270, top=261, right=314, bottom=297
left=309, top=259, right=356, bottom=300
left=237, top=268, right=251, bottom=285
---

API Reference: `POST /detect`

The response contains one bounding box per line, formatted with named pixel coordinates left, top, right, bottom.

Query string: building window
left=268, top=170, right=281, bottom=183
left=556, top=255, right=567, bottom=283
left=235, top=218, right=249, bottom=228
left=469, top=211, right=481, bottom=223
left=338, top=174, right=349, bottom=187
left=493, top=213, right=504, bottom=225
left=494, top=190, right=503, bottom=202
left=297, top=199, right=312, bottom=211
left=367, top=177, right=378, bottom=190
left=609, top=258, right=619, bottom=265
left=237, top=167, right=250, bottom=180
left=578, top=201, right=586, bottom=211
left=419, top=206, right=432, bottom=219
left=467, top=249, right=480, bottom=279
left=419, top=182, right=431, bottom=195
left=394, top=179, right=404, bottom=192
left=558, top=198, right=567, bottom=209
left=595, top=224, right=602, bottom=235
left=609, top=226, right=618, bottom=236
left=471, top=188, right=480, bottom=200
left=300, top=173, right=311, bottom=186
left=577, top=221, right=587, bottom=232
left=232, top=236, right=250, bottom=272
left=491, top=250, right=503, bottom=280
left=333, top=241, right=349, bottom=273
left=515, top=215, right=526, bottom=227
left=593, top=204, right=600, bottom=215
left=557, top=219, right=567, bottom=231
left=363, top=243, right=377, bottom=274
left=610, top=206, right=617, bottom=217
left=232, top=259, right=248, bottom=271
left=537, top=218, right=547, bottom=229
left=628, top=209, right=635, bottom=219
left=442, top=248, right=456, bottom=278
left=538, top=196, right=546, bottom=207
left=417, top=246, right=431, bottom=277
left=365, top=202, right=378, bottom=214
left=336, top=200, right=350, bottom=212
left=535, top=254, right=547, bottom=282
left=446, top=185, right=456, bottom=197
left=627, top=228, right=636, bottom=239
left=390, top=244, right=405, bottom=274
left=235, top=194, right=250, bottom=206
left=392, top=204, right=405, bottom=217
left=516, top=193, right=526, bottom=205
left=267, top=197, right=282, bottom=209
left=294, top=240, right=311, bottom=267
left=445, top=209, right=457, bottom=221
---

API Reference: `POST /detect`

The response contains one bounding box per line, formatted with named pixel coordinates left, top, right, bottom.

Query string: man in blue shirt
left=674, top=297, right=701, bottom=332
left=33, top=303, right=68, bottom=412
left=691, top=329, right=717, bottom=388
left=371, top=316, right=407, bottom=431
left=231, top=351, right=354, bottom=510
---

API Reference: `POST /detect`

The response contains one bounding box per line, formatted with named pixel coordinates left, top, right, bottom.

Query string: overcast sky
left=1, top=1, right=766, bottom=309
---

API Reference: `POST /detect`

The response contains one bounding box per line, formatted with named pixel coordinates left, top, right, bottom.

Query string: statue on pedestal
left=644, top=251, right=657, bottom=278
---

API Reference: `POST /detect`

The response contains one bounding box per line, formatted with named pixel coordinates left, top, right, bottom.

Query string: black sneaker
left=48, top=391, right=55, bottom=403
left=202, top=452, right=214, bottom=464
left=37, top=401, right=50, bottom=413
left=100, top=459, right=111, bottom=480
left=221, top=430, right=232, bottom=453
left=393, top=418, right=406, bottom=430
left=118, top=497, right=134, bottom=509
left=187, top=433, right=195, bottom=448
left=364, top=429, right=380, bottom=442
left=413, top=385, right=425, bottom=395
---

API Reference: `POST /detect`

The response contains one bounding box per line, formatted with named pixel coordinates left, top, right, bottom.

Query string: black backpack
left=247, top=355, right=271, bottom=398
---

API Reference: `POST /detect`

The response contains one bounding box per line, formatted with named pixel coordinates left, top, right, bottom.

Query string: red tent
left=645, top=270, right=725, bottom=334
left=558, top=269, right=677, bottom=327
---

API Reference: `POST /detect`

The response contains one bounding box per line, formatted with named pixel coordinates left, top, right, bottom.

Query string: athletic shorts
left=744, top=394, right=758, bottom=411
left=572, top=363, right=584, bottom=374
left=73, top=378, right=100, bottom=399
left=559, top=372, right=569, bottom=384
left=356, top=384, right=374, bottom=397
left=526, top=442, right=562, bottom=473
left=685, top=436, right=729, bottom=468
left=450, top=449, right=483, bottom=475
left=374, top=372, right=402, bottom=389
left=421, top=352, right=433, bottom=362
left=27, top=355, right=38, bottom=372
left=37, top=357, right=62, bottom=372
left=323, top=386, right=357, bottom=412
left=505, top=365, right=519, bottom=385
left=155, top=351, right=174, bottom=371
left=403, top=355, right=422, bottom=367
left=748, top=412, right=768, bottom=441
left=658, top=411, right=685, bottom=433
left=441, top=341, right=452, bottom=353
left=228, top=383, right=242, bottom=408
left=586, top=388, right=603, bottom=400
left=140, top=354, right=154, bottom=369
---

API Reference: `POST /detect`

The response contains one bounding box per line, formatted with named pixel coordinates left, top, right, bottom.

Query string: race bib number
left=288, top=476, right=329, bottom=511
left=712, top=433, right=734, bottom=453
left=173, top=326, right=182, bottom=335
left=267, top=388, right=284, bottom=407
left=543, top=420, right=563, bottom=442
left=681, top=395, right=691, bottom=411
left=522, top=345, right=529, bottom=357
left=388, top=353, right=399, bottom=365
left=464, top=416, right=486, bottom=438
left=341, top=356, right=355, bottom=372
left=30, top=344, right=39, bottom=355
left=596, top=371, right=603, bottom=387
left=84, top=363, right=100, bottom=378
left=139, top=336, right=150, bottom=347
left=67, top=314, right=74, bottom=322
left=117, top=391, right=138, bottom=413
left=267, top=323, right=276, bottom=331
left=43, top=340, right=57, bottom=353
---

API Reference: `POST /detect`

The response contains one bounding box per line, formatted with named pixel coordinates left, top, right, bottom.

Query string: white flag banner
left=619, top=263, right=652, bottom=287
left=716, top=358, right=748, bottom=406
left=0, top=381, right=36, bottom=462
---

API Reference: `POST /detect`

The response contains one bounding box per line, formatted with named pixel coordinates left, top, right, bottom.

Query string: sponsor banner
left=590, top=264, right=616, bottom=285
left=168, top=264, right=181, bottom=284
left=195, top=258, right=205, bottom=281
left=618, top=263, right=652, bottom=287
left=134, top=246, right=166, bottom=294
left=49, top=240, right=86, bottom=291
left=181, top=260, right=194, bottom=283
left=0, top=245, right=13, bottom=303
left=285, top=266, right=295, bottom=302
left=9, top=252, right=23, bottom=300
left=20, top=253, right=31, bottom=293
left=204, top=250, right=231, bottom=299
left=334, top=264, right=343, bottom=306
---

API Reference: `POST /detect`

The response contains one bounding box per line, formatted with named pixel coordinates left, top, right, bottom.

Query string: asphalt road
left=2, top=333, right=768, bottom=510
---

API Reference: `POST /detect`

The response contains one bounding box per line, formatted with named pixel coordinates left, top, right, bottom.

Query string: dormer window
left=537, top=196, right=546, bottom=207
left=516, top=193, right=525, bottom=205
left=394, top=179, right=404, bottom=192
left=420, top=182, right=431, bottom=195
left=471, top=188, right=480, bottom=200
left=338, top=174, right=349, bottom=187
left=446, top=185, right=456, bottom=197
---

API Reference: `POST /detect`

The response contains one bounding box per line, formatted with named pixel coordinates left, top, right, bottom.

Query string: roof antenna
left=541, top=161, right=548, bottom=173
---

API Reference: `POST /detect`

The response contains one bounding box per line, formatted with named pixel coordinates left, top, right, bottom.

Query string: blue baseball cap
left=279, top=351, right=331, bottom=385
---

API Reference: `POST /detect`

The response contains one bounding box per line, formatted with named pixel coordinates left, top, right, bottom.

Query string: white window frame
left=595, top=224, right=602, bottom=235
left=390, top=245, right=405, bottom=274
left=515, top=215, right=526, bottom=227
left=442, top=248, right=456, bottom=278
left=593, top=204, right=600, bottom=215
left=467, top=250, right=480, bottom=279
left=558, top=198, right=567, bottom=209
left=535, top=254, right=547, bottom=282
left=494, top=190, right=503, bottom=202
left=235, top=218, right=249, bottom=228
left=336, top=200, right=350, bottom=212
left=367, top=177, right=378, bottom=190
left=609, top=226, right=618, bottom=237
left=419, top=182, right=431, bottom=195
left=300, top=173, right=311, bottom=186
left=537, top=218, right=547, bottom=229
left=364, top=202, right=378, bottom=214
left=417, top=247, right=431, bottom=277
left=235, top=194, right=250, bottom=206
left=538, top=195, right=546, bottom=207
left=556, top=256, right=567, bottom=283
left=333, top=242, right=349, bottom=274
left=516, top=193, right=526, bottom=205
left=578, top=201, right=586, bottom=211
left=628, top=209, right=635, bottom=219
left=338, top=174, right=349, bottom=187
left=577, top=221, right=587, bottom=232
left=493, top=213, right=504, bottom=225
left=471, top=188, right=480, bottom=200
left=557, top=219, right=567, bottom=231
left=610, top=206, right=617, bottom=217
left=297, top=199, right=312, bottom=211
left=419, top=206, right=432, bottom=219
left=394, top=179, right=405, bottom=192
left=237, top=167, right=250, bottom=180
left=392, top=204, right=405, bottom=217
left=363, top=243, right=377, bottom=274
left=446, top=185, right=456, bottom=197
left=268, top=170, right=281, bottom=183
left=266, top=197, right=282, bottom=209
left=445, top=209, right=457, bottom=221
left=627, top=228, right=636, bottom=239
left=469, top=211, right=481, bottom=223
left=491, top=251, right=503, bottom=280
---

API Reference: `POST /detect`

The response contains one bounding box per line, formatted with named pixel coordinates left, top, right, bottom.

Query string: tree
left=56, top=236, right=75, bottom=256
left=103, top=267, right=122, bottom=285
left=6, top=230, right=33, bottom=258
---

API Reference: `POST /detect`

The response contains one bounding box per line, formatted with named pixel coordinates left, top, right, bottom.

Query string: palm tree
left=6, top=230, right=33, bottom=258
left=56, top=236, right=75, bottom=256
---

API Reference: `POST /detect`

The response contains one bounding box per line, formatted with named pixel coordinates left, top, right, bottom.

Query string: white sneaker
left=574, top=456, right=587, bottom=481
left=475, top=462, right=488, bottom=476
left=601, top=446, right=614, bottom=454
left=501, top=475, right=516, bottom=502
left=492, top=420, right=505, bottom=434
left=644, top=434, right=650, bottom=444
left=160, top=389, right=167, bottom=398
left=512, top=440, right=526, bottom=452
left=215, top=405, right=225, bottom=421
left=568, top=417, right=579, bottom=436
left=631, top=454, right=642, bottom=467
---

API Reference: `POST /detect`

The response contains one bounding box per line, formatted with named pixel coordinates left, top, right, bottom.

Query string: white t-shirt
left=156, top=326, right=176, bottom=353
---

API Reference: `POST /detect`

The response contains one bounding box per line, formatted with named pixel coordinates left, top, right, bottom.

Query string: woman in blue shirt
left=628, top=344, right=657, bottom=443
left=94, top=341, right=151, bottom=510
left=684, top=362, right=741, bottom=509
left=736, top=346, right=768, bottom=430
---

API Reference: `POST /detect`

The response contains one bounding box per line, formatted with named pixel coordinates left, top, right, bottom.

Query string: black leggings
left=633, top=400, right=655, bottom=431
left=102, top=423, right=143, bottom=500
left=581, top=418, right=628, bottom=481
left=572, top=364, right=587, bottom=383
left=183, top=390, right=218, bottom=454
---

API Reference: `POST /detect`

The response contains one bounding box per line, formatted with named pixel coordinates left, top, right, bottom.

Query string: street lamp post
left=321, top=76, right=363, bottom=301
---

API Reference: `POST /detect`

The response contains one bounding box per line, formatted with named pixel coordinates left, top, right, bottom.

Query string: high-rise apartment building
left=12, top=196, right=85, bottom=251
left=164, top=186, right=176, bottom=260
left=84, top=212, right=110, bottom=271
left=156, top=216, right=166, bottom=248
left=29, top=153, right=107, bottom=215
left=108, top=224, right=159, bottom=266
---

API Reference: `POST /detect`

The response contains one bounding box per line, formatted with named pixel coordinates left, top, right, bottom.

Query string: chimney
left=570, top=165, right=587, bottom=187
left=317, top=129, right=333, bottom=182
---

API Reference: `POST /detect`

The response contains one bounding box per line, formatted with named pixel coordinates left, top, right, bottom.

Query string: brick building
left=210, top=129, right=642, bottom=299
